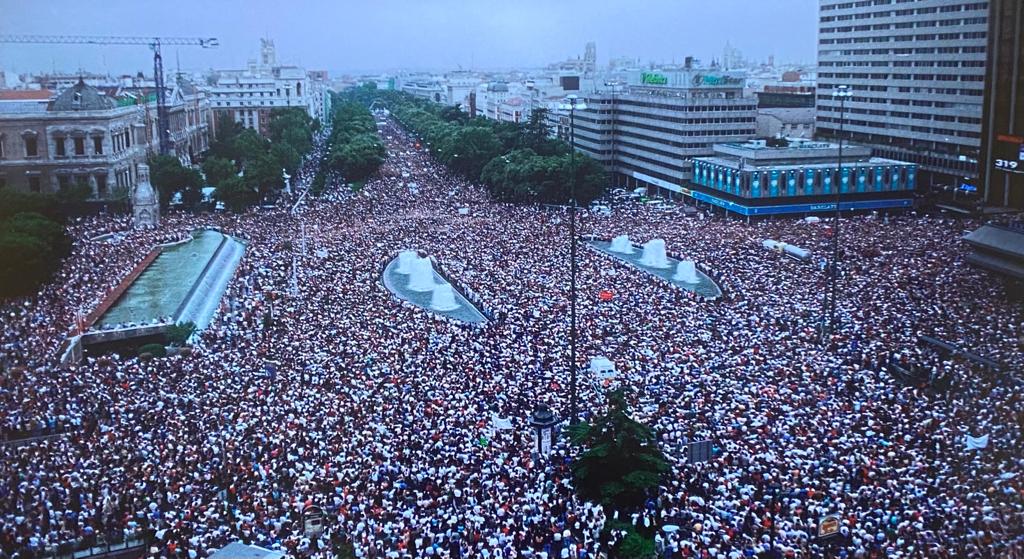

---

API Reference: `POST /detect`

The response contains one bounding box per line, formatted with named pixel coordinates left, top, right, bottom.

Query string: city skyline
left=0, top=0, right=818, bottom=76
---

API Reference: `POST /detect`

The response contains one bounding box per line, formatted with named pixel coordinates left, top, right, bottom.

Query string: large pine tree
left=568, top=389, right=669, bottom=512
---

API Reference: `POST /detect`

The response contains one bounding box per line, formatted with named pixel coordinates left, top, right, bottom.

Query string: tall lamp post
left=557, top=94, right=587, bottom=423
left=821, top=85, right=851, bottom=343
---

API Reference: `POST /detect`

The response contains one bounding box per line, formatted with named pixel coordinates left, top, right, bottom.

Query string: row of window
left=611, top=101, right=756, bottom=113
left=817, top=115, right=981, bottom=138
left=821, top=31, right=986, bottom=44
left=821, top=59, right=986, bottom=67
left=815, top=86, right=983, bottom=98
left=573, top=115, right=755, bottom=140
left=695, top=163, right=916, bottom=199
left=818, top=105, right=982, bottom=124
left=819, top=20, right=987, bottom=33
left=822, top=1, right=987, bottom=14
left=576, top=109, right=755, bottom=127
left=0, top=130, right=133, bottom=160
left=821, top=46, right=986, bottom=56
left=818, top=72, right=984, bottom=81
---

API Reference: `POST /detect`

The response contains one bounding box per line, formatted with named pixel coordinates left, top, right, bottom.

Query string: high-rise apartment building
left=980, top=0, right=1024, bottom=209
left=816, top=0, right=988, bottom=190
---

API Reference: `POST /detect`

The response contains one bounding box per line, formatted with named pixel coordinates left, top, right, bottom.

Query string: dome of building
left=50, top=78, right=116, bottom=111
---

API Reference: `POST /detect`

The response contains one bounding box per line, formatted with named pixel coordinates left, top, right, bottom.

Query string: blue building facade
left=689, top=139, right=917, bottom=216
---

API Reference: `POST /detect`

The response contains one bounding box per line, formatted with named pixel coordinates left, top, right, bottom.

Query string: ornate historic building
left=0, top=77, right=211, bottom=199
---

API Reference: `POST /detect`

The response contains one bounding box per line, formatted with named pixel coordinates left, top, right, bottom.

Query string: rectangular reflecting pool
left=96, top=230, right=227, bottom=328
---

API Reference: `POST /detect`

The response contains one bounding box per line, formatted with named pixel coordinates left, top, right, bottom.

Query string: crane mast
left=0, top=34, right=218, bottom=155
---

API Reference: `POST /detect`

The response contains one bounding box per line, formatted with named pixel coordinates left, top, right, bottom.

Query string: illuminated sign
left=692, top=74, right=744, bottom=87
left=641, top=72, right=668, bottom=85
left=993, top=134, right=1024, bottom=175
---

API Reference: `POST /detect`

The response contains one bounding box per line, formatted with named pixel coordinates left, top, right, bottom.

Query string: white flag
left=965, top=434, right=989, bottom=450
left=491, top=413, right=513, bottom=430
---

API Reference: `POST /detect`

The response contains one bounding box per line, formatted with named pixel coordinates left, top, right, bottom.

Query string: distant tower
left=260, top=38, right=277, bottom=69
left=584, top=42, right=597, bottom=75
left=132, top=164, right=160, bottom=230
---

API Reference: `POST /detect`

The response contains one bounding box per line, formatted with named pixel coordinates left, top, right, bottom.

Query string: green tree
left=440, top=126, right=503, bottom=180
left=0, top=232, right=53, bottom=297
left=568, top=389, right=669, bottom=512
left=271, top=143, right=302, bottom=176
left=331, top=133, right=385, bottom=182
left=214, top=176, right=258, bottom=212
left=202, top=156, right=237, bottom=188
left=0, top=212, right=69, bottom=298
left=165, top=321, right=196, bottom=346
left=232, top=129, right=270, bottom=165
left=149, top=155, right=203, bottom=208
left=0, top=190, right=59, bottom=221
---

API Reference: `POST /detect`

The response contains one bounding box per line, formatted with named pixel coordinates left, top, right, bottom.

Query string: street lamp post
left=821, top=85, right=851, bottom=344
left=557, top=94, right=587, bottom=424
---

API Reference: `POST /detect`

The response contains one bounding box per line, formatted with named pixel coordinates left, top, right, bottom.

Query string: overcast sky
left=0, top=0, right=818, bottom=77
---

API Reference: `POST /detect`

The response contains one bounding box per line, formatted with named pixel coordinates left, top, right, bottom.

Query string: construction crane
left=0, top=34, right=218, bottom=155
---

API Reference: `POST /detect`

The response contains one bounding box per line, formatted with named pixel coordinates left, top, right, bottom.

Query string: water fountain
left=609, top=235, right=634, bottom=254
left=673, top=260, right=700, bottom=283
left=396, top=250, right=418, bottom=274
left=407, top=257, right=437, bottom=292
left=640, top=239, right=670, bottom=268
left=429, top=284, right=460, bottom=311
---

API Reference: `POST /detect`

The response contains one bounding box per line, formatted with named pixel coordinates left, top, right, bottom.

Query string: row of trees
left=0, top=191, right=72, bottom=298
left=376, top=88, right=606, bottom=204
left=326, top=94, right=385, bottom=185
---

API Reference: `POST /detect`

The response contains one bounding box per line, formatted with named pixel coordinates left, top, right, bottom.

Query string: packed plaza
left=0, top=108, right=1021, bottom=559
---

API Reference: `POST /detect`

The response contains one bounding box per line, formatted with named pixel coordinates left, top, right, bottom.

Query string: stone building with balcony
left=0, top=77, right=210, bottom=199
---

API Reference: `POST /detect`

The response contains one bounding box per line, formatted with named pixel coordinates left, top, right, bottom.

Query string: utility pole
left=820, top=85, right=851, bottom=344
left=558, top=94, right=587, bottom=424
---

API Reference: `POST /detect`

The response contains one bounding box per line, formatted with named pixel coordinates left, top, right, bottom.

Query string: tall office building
left=980, top=0, right=1024, bottom=209
left=552, top=68, right=757, bottom=197
left=816, top=0, right=988, bottom=190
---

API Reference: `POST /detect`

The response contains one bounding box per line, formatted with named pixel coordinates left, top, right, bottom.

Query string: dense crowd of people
left=0, top=117, right=1021, bottom=559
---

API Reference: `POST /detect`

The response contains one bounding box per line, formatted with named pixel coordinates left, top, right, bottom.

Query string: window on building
left=24, top=137, right=38, bottom=157
left=74, top=137, right=85, bottom=156
left=93, top=137, right=103, bottom=155
left=28, top=176, right=40, bottom=192
left=55, top=138, right=66, bottom=157
left=96, top=175, right=107, bottom=196
left=58, top=175, right=70, bottom=190
left=0, top=176, right=6, bottom=189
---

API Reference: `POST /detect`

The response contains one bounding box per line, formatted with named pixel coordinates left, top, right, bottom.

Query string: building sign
left=689, top=190, right=912, bottom=216
left=805, top=169, right=815, bottom=194
left=993, top=134, right=1024, bottom=175
left=769, top=170, right=780, bottom=197
left=786, top=171, right=797, bottom=196
left=641, top=72, right=668, bottom=85
left=692, top=74, right=744, bottom=87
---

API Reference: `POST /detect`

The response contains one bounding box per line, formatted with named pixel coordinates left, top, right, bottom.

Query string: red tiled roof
left=0, top=89, right=54, bottom=101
